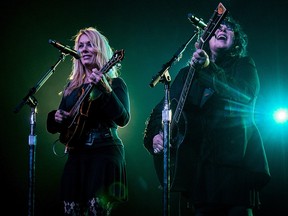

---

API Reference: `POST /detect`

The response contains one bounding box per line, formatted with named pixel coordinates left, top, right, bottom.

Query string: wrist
left=203, top=58, right=210, bottom=68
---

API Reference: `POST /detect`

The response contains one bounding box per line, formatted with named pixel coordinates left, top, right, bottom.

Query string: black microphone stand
left=13, top=52, right=67, bottom=216
left=149, top=31, right=198, bottom=216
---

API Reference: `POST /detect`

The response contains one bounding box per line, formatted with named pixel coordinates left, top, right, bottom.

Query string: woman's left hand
left=191, top=49, right=210, bottom=68
left=88, top=68, right=112, bottom=93
left=88, top=68, right=103, bottom=84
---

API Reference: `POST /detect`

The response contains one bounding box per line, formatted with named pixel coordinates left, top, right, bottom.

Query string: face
left=209, top=24, right=235, bottom=56
left=78, top=34, right=97, bottom=70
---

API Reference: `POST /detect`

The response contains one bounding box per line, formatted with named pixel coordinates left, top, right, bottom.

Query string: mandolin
left=59, top=49, right=125, bottom=148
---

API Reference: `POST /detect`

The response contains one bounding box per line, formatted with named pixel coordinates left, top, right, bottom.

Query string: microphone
left=187, top=13, right=207, bottom=30
left=49, top=39, right=81, bottom=59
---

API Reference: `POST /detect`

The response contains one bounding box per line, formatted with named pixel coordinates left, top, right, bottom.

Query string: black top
left=47, top=77, right=130, bottom=149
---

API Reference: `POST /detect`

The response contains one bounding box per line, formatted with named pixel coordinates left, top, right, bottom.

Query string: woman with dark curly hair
left=144, top=16, right=270, bottom=216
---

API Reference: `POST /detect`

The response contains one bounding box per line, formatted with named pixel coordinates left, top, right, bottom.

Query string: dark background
left=1, top=0, right=288, bottom=215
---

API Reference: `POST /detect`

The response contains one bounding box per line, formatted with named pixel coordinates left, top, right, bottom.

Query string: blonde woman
left=47, top=27, right=130, bottom=216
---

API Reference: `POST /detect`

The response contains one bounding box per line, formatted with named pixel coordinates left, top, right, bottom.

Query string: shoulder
left=112, top=77, right=128, bottom=89
left=227, top=56, right=257, bottom=72
left=237, top=56, right=256, bottom=65
left=112, top=77, right=126, bottom=84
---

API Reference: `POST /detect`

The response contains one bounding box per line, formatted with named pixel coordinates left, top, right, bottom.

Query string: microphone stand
left=13, top=52, right=67, bottom=216
left=149, top=31, right=198, bottom=216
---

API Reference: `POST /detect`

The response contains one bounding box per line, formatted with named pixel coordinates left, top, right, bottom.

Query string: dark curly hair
left=222, top=16, right=248, bottom=57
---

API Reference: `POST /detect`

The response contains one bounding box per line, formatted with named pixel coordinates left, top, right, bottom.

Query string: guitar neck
left=172, top=66, right=196, bottom=126
left=171, top=3, right=227, bottom=128
left=69, top=84, right=94, bottom=117
left=69, top=57, right=113, bottom=118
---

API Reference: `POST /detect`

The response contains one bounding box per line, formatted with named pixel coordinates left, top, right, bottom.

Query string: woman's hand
left=88, top=68, right=112, bottom=93
left=55, top=109, right=69, bottom=123
left=87, top=68, right=103, bottom=84
left=191, top=48, right=210, bottom=68
left=153, top=131, right=164, bottom=154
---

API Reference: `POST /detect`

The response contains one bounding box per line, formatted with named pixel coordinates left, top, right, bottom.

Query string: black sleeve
left=198, top=56, right=260, bottom=104
left=98, top=77, right=131, bottom=127
left=46, top=110, right=62, bottom=134
left=143, top=101, right=163, bottom=155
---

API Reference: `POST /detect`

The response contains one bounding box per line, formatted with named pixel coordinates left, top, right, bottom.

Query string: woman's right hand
left=55, top=109, right=69, bottom=123
left=153, top=131, right=164, bottom=154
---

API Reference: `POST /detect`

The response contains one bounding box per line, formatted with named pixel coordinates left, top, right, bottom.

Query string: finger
left=191, top=57, right=198, bottom=65
left=153, top=147, right=162, bottom=154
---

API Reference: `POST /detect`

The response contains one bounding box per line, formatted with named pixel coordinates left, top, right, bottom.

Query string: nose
left=218, top=24, right=227, bottom=31
left=79, top=45, right=88, bottom=53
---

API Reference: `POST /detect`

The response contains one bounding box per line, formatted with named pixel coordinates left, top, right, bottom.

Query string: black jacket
left=144, top=56, right=270, bottom=202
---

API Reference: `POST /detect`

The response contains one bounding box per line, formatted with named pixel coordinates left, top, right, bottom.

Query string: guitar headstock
left=198, top=2, right=228, bottom=48
left=101, top=49, right=125, bottom=74
left=112, top=49, right=125, bottom=62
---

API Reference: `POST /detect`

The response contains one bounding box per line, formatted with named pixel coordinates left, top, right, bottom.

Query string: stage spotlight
left=273, top=108, right=288, bottom=124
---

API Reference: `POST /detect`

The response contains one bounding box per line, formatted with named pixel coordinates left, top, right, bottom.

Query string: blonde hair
left=64, top=27, right=119, bottom=96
